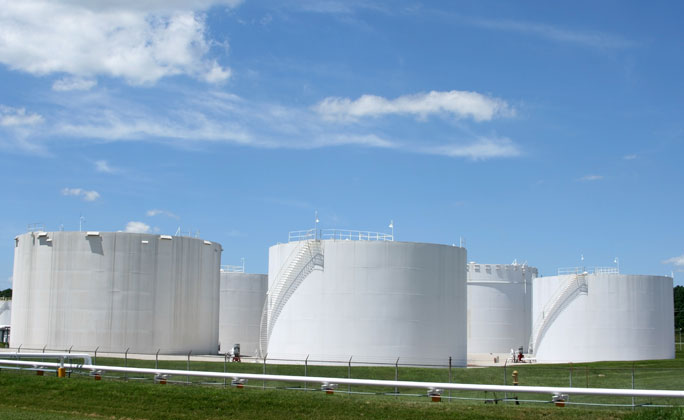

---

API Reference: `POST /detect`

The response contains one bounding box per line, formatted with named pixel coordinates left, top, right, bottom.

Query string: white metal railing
left=594, top=266, right=619, bottom=274
left=288, top=229, right=316, bottom=242
left=221, top=265, right=244, bottom=273
left=288, top=229, right=393, bottom=242
left=27, top=223, right=45, bottom=232
left=557, top=266, right=619, bottom=276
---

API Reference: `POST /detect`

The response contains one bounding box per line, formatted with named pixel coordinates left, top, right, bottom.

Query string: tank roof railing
left=27, top=223, right=45, bottom=232
left=557, top=266, right=619, bottom=276
left=288, top=228, right=393, bottom=243
left=221, top=264, right=245, bottom=273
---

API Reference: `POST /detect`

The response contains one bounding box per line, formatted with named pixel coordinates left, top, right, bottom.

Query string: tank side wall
left=267, top=241, right=467, bottom=365
left=218, top=273, right=267, bottom=356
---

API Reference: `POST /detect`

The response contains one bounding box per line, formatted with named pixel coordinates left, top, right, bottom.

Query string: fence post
left=94, top=346, right=99, bottom=365
left=155, top=349, right=160, bottom=370
left=348, top=356, right=353, bottom=394
left=568, top=362, right=572, bottom=403
left=187, top=351, right=192, bottom=385
left=448, top=356, right=452, bottom=403
left=394, top=357, right=400, bottom=396
left=631, top=363, right=635, bottom=409
left=263, top=353, right=267, bottom=390
left=503, top=359, right=508, bottom=403
left=124, top=348, right=129, bottom=381
left=224, top=353, right=228, bottom=388
left=304, top=355, right=309, bottom=391
left=585, top=365, right=588, bottom=388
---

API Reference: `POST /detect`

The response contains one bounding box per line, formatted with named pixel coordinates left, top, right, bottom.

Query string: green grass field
left=0, top=350, right=683, bottom=419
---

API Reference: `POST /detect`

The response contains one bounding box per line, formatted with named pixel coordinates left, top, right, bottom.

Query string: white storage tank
left=531, top=270, right=674, bottom=363
left=0, top=299, right=10, bottom=326
left=467, top=263, right=536, bottom=355
left=11, top=231, right=221, bottom=354
left=262, top=230, right=467, bottom=366
left=218, top=269, right=267, bottom=357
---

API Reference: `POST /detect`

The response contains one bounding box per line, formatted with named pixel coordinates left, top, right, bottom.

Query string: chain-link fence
left=2, top=345, right=683, bottom=409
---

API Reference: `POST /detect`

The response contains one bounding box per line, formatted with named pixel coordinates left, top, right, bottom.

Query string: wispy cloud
left=61, top=187, right=100, bottom=201
left=461, top=16, right=636, bottom=49
left=53, top=77, right=97, bottom=92
left=12, top=85, right=522, bottom=161
left=623, top=154, right=638, bottom=160
left=0, top=1, right=238, bottom=85
left=663, top=254, right=684, bottom=267
left=124, top=221, right=151, bottom=233
left=422, top=137, right=521, bottom=160
left=578, top=175, right=603, bottom=182
left=94, top=159, right=117, bottom=174
left=0, top=105, right=43, bottom=127
left=147, top=209, right=180, bottom=219
left=315, top=90, right=513, bottom=122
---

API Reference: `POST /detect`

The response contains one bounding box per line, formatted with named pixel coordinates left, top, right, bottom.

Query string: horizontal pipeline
left=0, top=358, right=683, bottom=399
left=1, top=352, right=93, bottom=366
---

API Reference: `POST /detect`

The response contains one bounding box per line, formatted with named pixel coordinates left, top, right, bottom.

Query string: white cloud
left=0, top=0, right=237, bottom=85
left=424, top=137, right=521, bottom=160
left=52, top=77, right=98, bottom=92
left=125, top=221, right=151, bottom=233
left=11, top=87, right=521, bottom=161
left=623, top=154, right=638, bottom=160
left=578, top=175, right=604, bottom=182
left=664, top=255, right=684, bottom=267
left=94, top=160, right=116, bottom=173
left=464, top=16, right=636, bottom=49
left=315, top=90, right=513, bottom=122
left=147, top=209, right=179, bottom=219
left=0, top=105, right=44, bottom=127
left=61, top=187, right=100, bottom=201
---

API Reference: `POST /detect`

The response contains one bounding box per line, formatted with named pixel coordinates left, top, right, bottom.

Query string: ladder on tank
left=258, top=240, right=324, bottom=357
left=529, top=273, right=588, bottom=354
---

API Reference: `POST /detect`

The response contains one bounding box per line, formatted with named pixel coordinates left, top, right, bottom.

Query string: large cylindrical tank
left=532, top=273, right=674, bottom=362
left=219, top=271, right=267, bottom=357
left=0, top=300, right=10, bottom=326
left=265, top=239, right=467, bottom=365
left=11, top=231, right=221, bottom=354
left=467, top=263, right=537, bottom=355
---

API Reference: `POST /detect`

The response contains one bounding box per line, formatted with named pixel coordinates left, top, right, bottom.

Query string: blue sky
left=1, top=0, right=683, bottom=287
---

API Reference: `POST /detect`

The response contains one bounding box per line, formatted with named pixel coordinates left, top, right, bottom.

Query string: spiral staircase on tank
left=258, top=240, right=324, bottom=357
left=528, top=273, right=588, bottom=354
